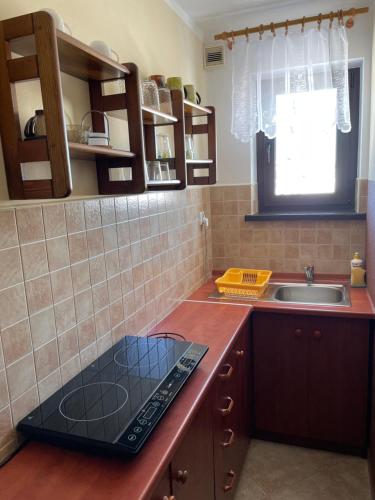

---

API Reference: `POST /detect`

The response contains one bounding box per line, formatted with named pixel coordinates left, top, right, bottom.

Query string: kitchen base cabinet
left=171, top=397, right=215, bottom=500
left=213, top=324, right=251, bottom=499
left=252, top=312, right=370, bottom=456
left=149, top=321, right=251, bottom=500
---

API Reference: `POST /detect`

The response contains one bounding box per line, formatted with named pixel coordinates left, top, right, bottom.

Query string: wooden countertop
left=0, top=300, right=252, bottom=500
left=187, top=277, right=375, bottom=319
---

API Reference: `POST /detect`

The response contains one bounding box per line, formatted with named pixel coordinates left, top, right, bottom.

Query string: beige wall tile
left=6, top=353, right=36, bottom=401
left=95, top=307, right=110, bottom=339
left=100, top=198, right=115, bottom=226
left=89, top=255, right=106, bottom=285
left=68, top=232, right=88, bottom=264
left=20, top=242, right=49, bottom=280
left=16, top=207, right=44, bottom=245
left=61, top=355, right=81, bottom=385
left=107, top=274, right=122, bottom=303
left=46, top=236, right=70, bottom=272
left=0, top=247, right=23, bottom=288
left=38, top=369, right=61, bottom=403
left=26, top=275, right=53, bottom=315
left=1, top=319, right=32, bottom=366
left=105, top=250, right=120, bottom=277
left=0, top=284, right=28, bottom=329
left=74, top=289, right=94, bottom=323
left=50, top=268, right=73, bottom=303
left=54, top=298, right=76, bottom=334
left=92, top=282, right=109, bottom=312
left=65, top=202, right=85, bottom=233
left=103, top=225, right=118, bottom=252
left=71, top=261, right=91, bottom=293
left=34, top=340, right=59, bottom=381
left=0, top=406, right=13, bottom=448
left=117, top=222, right=130, bottom=248
left=29, top=307, right=56, bottom=349
left=43, top=204, right=66, bottom=239
left=0, top=210, right=18, bottom=250
left=114, top=197, right=128, bottom=222
left=0, top=370, right=9, bottom=410
left=77, top=317, right=96, bottom=350
left=84, top=200, right=101, bottom=230
left=87, top=228, right=104, bottom=258
left=58, top=327, right=79, bottom=365
left=110, top=299, right=124, bottom=328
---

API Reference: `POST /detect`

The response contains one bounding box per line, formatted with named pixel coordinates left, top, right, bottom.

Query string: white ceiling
left=170, top=0, right=307, bottom=20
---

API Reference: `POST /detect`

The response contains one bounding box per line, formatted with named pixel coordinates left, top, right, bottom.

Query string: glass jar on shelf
left=185, top=134, right=196, bottom=160
left=157, top=134, right=172, bottom=159
left=142, top=80, right=160, bottom=110
left=146, top=160, right=162, bottom=181
left=160, top=161, right=170, bottom=181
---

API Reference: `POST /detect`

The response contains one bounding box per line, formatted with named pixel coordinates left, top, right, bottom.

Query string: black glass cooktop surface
left=18, top=335, right=208, bottom=456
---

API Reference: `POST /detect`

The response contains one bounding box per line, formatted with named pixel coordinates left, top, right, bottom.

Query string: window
left=257, top=67, right=360, bottom=213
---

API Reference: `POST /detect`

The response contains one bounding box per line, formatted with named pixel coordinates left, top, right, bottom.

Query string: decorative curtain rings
left=245, top=27, right=249, bottom=42
left=270, top=22, right=276, bottom=37
left=301, top=16, right=306, bottom=33
left=285, top=19, right=289, bottom=36
left=317, top=13, right=322, bottom=31
left=259, top=24, right=264, bottom=40
left=329, top=11, right=334, bottom=29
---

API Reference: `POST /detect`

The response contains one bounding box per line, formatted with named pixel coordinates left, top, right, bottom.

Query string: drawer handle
left=313, top=330, right=322, bottom=339
left=221, top=428, right=235, bottom=448
left=219, top=364, right=234, bottom=379
left=294, top=328, right=302, bottom=337
left=162, top=497, right=175, bottom=500
left=219, top=396, right=234, bottom=416
left=176, top=469, right=189, bottom=484
left=236, top=349, right=245, bottom=358
left=223, top=470, right=236, bottom=492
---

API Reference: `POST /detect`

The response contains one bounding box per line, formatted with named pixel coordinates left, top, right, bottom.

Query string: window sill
left=244, top=212, right=366, bottom=222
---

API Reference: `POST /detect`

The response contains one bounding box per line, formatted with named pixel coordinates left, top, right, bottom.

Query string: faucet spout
left=304, top=265, right=314, bottom=285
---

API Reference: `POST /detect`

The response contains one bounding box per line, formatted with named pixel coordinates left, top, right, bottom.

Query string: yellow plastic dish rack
left=215, top=268, right=272, bottom=298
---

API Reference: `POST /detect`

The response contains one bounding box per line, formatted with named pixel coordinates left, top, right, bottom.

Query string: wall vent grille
left=204, top=45, right=224, bottom=69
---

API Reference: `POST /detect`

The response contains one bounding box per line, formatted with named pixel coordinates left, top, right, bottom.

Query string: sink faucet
left=304, top=265, right=314, bottom=285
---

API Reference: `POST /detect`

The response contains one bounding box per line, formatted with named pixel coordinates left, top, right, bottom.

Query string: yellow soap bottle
left=350, top=252, right=366, bottom=288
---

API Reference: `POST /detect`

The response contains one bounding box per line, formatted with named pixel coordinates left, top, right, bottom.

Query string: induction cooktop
left=18, top=335, right=208, bottom=456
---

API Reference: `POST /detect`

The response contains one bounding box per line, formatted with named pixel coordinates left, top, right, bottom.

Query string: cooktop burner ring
left=147, top=332, right=187, bottom=342
left=113, top=347, right=162, bottom=370
left=59, top=382, right=129, bottom=422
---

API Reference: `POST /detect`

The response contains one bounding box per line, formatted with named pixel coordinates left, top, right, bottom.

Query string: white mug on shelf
left=89, top=40, right=119, bottom=62
left=39, top=8, right=71, bottom=34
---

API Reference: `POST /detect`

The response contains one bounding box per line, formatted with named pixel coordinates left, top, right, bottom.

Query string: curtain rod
left=214, top=6, right=369, bottom=44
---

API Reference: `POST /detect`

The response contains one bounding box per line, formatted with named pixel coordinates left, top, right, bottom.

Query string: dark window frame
left=256, top=67, right=360, bottom=213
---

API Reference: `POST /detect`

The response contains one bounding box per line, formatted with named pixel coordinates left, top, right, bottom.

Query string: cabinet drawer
left=213, top=325, right=250, bottom=499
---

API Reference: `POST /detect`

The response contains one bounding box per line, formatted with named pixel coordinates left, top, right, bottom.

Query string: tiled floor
left=235, top=440, right=371, bottom=500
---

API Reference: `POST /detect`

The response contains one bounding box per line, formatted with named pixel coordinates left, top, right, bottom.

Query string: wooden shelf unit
left=143, top=89, right=187, bottom=191
left=0, top=11, right=145, bottom=198
left=184, top=101, right=216, bottom=185
left=0, top=11, right=216, bottom=198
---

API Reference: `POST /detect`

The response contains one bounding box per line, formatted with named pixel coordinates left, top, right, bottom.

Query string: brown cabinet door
left=307, top=317, right=369, bottom=449
left=149, top=466, right=172, bottom=500
left=213, top=324, right=251, bottom=500
left=171, top=396, right=215, bottom=500
left=252, top=312, right=309, bottom=438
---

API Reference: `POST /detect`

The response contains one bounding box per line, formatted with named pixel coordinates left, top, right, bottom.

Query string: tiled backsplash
left=0, top=187, right=211, bottom=463
left=210, top=185, right=366, bottom=274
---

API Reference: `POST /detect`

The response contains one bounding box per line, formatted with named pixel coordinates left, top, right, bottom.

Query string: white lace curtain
left=231, top=22, right=351, bottom=142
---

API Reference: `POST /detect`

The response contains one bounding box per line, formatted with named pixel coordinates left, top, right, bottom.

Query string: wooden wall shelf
left=9, top=27, right=129, bottom=82
left=186, top=159, right=213, bottom=164
left=142, top=106, right=178, bottom=126
left=68, top=143, right=135, bottom=160
left=185, top=104, right=216, bottom=185
left=0, top=10, right=217, bottom=198
left=184, top=99, right=212, bottom=117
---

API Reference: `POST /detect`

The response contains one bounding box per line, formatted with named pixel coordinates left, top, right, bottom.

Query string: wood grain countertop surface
left=0, top=299, right=252, bottom=500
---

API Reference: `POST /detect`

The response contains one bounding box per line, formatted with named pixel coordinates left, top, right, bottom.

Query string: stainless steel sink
left=271, top=283, right=350, bottom=306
